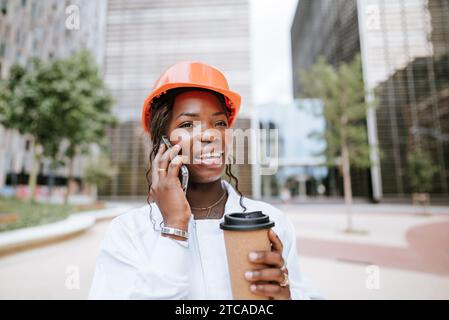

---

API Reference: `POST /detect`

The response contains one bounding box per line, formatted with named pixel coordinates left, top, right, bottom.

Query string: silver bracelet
left=160, top=224, right=189, bottom=239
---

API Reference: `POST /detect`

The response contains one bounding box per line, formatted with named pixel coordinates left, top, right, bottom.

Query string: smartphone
left=161, top=135, right=189, bottom=194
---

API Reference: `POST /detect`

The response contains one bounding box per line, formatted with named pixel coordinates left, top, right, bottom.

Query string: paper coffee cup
left=220, top=211, right=275, bottom=300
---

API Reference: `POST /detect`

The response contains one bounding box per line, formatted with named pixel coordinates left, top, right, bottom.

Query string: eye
left=179, top=121, right=193, bottom=128
left=215, top=120, right=228, bottom=127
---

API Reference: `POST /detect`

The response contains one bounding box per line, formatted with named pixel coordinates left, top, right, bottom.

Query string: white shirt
left=88, top=180, right=320, bottom=300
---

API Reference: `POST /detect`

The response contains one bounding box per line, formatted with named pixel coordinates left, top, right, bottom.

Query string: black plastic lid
left=219, top=211, right=275, bottom=231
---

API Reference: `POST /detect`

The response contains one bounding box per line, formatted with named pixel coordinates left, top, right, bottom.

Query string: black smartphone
left=161, top=135, right=189, bottom=194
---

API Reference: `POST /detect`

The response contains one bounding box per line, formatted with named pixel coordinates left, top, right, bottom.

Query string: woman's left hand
left=244, top=229, right=291, bottom=300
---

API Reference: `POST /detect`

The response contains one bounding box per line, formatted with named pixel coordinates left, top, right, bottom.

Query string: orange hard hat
left=141, top=61, right=241, bottom=133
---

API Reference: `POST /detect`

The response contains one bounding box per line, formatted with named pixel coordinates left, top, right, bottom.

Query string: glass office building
left=361, top=0, right=449, bottom=198
left=291, top=0, right=449, bottom=201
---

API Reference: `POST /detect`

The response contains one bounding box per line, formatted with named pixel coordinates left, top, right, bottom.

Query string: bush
left=0, top=196, right=72, bottom=232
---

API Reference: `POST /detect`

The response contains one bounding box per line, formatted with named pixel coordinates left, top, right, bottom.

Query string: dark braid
left=225, top=164, right=247, bottom=212
left=144, top=91, right=173, bottom=230
left=144, top=87, right=247, bottom=230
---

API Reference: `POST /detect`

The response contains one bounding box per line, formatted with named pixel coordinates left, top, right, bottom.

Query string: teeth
left=199, top=151, right=223, bottom=159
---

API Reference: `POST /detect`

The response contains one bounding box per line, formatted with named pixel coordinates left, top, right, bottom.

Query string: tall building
left=290, top=0, right=372, bottom=199
left=102, top=0, right=253, bottom=199
left=0, top=0, right=107, bottom=77
left=0, top=0, right=107, bottom=191
left=291, top=0, right=449, bottom=201
left=360, top=0, right=449, bottom=197
left=290, top=0, right=360, bottom=96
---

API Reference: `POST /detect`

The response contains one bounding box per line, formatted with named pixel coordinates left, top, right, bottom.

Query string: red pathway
left=297, top=220, right=449, bottom=276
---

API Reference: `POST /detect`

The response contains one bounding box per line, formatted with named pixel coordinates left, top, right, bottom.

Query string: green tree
left=0, top=60, right=67, bottom=201
left=407, top=148, right=437, bottom=215
left=299, top=55, right=371, bottom=232
left=54, top=51, right=116, bottom=204
left=83, top=156, right=118, bottom=201
left=0, top=50, right=116, bottom=203
left=408, top=148, right=437, bottom=194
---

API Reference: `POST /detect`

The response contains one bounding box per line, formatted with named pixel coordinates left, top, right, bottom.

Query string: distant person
left=280, top=187, right=292, bottom=204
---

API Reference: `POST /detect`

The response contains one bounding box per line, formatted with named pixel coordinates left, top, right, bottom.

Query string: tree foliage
left=0, top=50, right=116, bottom=201
left=299, top=54, right=371, bottom=169
left=83, top=156, right=118, bottom=190
left=299, top=54, right=373, bottom=232
left=407, top=148, right=437, bottom=193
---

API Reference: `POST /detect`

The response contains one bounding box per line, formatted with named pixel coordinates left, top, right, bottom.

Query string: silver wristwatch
left=160, top=225, right=189, bottom=239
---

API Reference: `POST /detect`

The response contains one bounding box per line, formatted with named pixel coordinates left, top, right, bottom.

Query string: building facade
left=291, top=0, right=449, bottom=201
left=290, top=0, right=360, bottom=96
left=361, top=0, right=449, bottom=198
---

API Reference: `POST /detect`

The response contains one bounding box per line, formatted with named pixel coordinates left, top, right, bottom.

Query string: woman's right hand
left=151, top=143, right=191, bottom=233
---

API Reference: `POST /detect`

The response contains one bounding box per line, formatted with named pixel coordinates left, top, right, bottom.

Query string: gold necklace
left=190, top=190, right=227, bottom=219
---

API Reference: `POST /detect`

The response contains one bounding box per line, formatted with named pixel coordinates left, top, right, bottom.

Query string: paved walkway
left=0, top=203, right=448, bottom=299
left=280, top=204, right=449, bottom=299
left=297, top=220, right=449, bottom=276
left=280, top=205, right=449, bottom=276
left=299, top=256, right=449, bottom=299
left=0, top=219, right=109, bottom=299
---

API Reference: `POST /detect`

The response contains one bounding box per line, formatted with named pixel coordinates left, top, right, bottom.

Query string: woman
left=89, top=61, right=318, bottom=300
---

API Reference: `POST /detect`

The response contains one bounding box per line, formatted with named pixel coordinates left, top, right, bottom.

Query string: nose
left=200, top=129, right=219, bottom=143
left=201, top=131, right=216, bottom=142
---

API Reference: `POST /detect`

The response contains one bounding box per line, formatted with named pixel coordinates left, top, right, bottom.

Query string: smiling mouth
left=193, top=151, right=224, bottom=165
